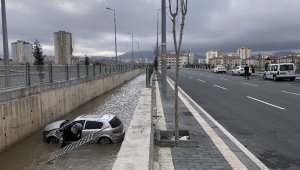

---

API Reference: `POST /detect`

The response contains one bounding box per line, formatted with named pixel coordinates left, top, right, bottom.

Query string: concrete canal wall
left=0, top=69, right=144, bottom=152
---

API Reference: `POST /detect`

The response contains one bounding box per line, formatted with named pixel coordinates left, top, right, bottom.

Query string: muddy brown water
left=0, top=74, right=146, bottom=170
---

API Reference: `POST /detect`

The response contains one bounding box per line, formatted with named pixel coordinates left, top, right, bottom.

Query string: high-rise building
left=237, top=46, right=251, bottom=59
left=54, top=31, right=73, bottom=65
left=11, top=40, right=34, bottom=64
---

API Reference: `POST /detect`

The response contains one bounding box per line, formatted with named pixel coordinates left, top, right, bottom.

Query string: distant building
left=165, top=52, right=194, bottom=68
left=206, top=50, right=223, bottom=64
left=237, top=46, right=251, bottom=59
left=54, top=31, right=73, bottom=65
left=11, top=40, right=34, bottom=64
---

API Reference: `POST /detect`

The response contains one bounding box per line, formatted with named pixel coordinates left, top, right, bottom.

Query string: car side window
left=271, top=65, right=275, bottom=71
left=84, top=121, right=103, bottom=129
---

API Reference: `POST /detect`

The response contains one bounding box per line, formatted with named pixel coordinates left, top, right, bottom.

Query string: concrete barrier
left=0, top=69, right=144, bottom=152
left=112, top=88, right=153, bottom=170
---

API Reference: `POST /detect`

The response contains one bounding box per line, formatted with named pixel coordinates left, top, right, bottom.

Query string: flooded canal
left=0, top=74, right=146, bottom=170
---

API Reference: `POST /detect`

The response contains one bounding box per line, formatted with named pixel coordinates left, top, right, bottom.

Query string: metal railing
left=0, top=63, right=142, bottom=90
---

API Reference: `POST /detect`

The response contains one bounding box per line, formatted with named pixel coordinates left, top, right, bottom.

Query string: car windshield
left=60, top=120, right=69, bottom=128
left=280, top=65, right=293, bottom=71
left=109, top=116, right=122, bottom=128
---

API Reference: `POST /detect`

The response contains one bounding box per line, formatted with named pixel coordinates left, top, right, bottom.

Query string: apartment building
left=166, top=52, right=194, bottom=68
left=206, top=50, right=223, bottom=64
left=11, top=40, right=34, bottom=64
left=54, top=31, right=73, bottom=65
left=237, top=46, right=251, bottom=59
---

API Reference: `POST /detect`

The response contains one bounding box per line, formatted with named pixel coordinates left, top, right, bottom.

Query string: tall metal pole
left=161, top=0, right=167, bottom=85
left=106, top=7, right=118, bottom=62
left=128, top=32, right=134, bottom=62
left=1, top=0, right=10, bottom=87
left=156, top=9, right=160, bottom=71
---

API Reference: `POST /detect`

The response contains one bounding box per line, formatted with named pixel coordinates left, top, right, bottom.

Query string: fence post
left=49, top=64, right=53, bottom=83
left=93, top=64, right=96, bottom=77
left=86, top=64, right=89, bottom=78
left=77, top=64, right=80, bottom=78
left=25, top=63, right=30, bottom=86
left=65, top=64, right=69, bottom=80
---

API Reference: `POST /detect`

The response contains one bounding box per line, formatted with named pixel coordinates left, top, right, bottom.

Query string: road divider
left=247, top=96, right=286, bottom=110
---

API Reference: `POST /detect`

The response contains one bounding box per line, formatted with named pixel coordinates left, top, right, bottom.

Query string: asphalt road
left=167, top=68, right=300, bottom=169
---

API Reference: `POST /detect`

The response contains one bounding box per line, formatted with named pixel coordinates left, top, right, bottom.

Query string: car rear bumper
left=111, top=131, right=125, bottom=143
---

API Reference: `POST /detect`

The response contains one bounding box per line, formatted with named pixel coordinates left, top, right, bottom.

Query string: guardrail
left=0, top=63, right=142, bottom=90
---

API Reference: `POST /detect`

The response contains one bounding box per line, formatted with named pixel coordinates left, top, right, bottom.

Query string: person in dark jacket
left=244, top=64, right=250, bottom=80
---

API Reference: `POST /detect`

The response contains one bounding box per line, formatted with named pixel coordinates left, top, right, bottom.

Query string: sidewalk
left=154, top=73, right=268, bottom=170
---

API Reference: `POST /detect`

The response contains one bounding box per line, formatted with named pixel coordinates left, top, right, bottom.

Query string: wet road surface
left=0, top=74, right=146, bottom=170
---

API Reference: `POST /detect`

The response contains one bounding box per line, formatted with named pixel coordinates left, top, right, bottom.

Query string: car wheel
left=263, top=74, right=267, bottom=80
left=98, top=137, right=111, bottom=144
left=273, top=75, right=277, bottom=81
left=290, top=78, right=295, bottom=81
left=47, top=137, right=58, bottom=144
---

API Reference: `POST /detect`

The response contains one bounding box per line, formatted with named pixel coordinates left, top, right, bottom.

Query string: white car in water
left=231, top=65, right=252, bottom=76
left=43, top=114, right=125, bottom=147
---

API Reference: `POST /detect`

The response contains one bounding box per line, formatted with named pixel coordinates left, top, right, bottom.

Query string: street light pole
left=1, top=0, right=10, bottom=87
left=135, top=41, right=140, bottom=62
left=128, top=32, right=134, bottom=62
left=106, top=7, right=118, bottom=62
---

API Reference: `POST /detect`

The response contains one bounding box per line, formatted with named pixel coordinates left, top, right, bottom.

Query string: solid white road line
left=197, top=79, right=206, bottom=82
left=247, top=96, right=286, bottom=110
left=167, top=78, right=247, bottom=170
left=241, top=82, right=258, bottom=87
left=281, top=91, right=300, bottom=96
left=214, top=85, right=228, bottom=90
left=167, top=77, right=269, bottom=170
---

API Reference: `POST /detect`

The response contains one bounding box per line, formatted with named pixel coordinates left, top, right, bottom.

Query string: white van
left=263, top=63, right=296, bottom=81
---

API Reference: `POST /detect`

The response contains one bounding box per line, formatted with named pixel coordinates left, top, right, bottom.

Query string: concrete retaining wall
left=112, top=88, right=153, bottom=170
left=0, top=69, right=144, bottom=152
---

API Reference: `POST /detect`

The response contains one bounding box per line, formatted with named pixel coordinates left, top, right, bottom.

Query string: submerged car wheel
left=47, top=137, right=59, bottom=144
left=98, top=137, right=112, bottom=144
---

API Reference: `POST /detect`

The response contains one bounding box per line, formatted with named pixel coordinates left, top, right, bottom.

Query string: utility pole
left=1, top=0, right=10, bottom=87
left=128, top=32, right=134, bottom=62
left=161, top=0, right=167, bottom=86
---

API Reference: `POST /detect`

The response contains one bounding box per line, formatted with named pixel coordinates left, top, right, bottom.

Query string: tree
left=169, top=0, right=188, bottom=140
left=84, top=55, right=90, bottom=65
left=33, top=39, right=44, bottom=65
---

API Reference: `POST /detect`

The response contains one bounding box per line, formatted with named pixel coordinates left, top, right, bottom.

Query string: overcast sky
left=1, top=0, right=300, bottom=57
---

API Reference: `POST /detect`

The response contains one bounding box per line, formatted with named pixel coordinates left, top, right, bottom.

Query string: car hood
left=44, top=120, right=67, bottom=131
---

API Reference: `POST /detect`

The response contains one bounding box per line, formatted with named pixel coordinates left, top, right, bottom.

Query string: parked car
left=43, top=114, right=125, bottom=146
left=213, top=65, right=226, bottom=73
left=263, top=63, right=296, bottom=81
left=231, top=65, right=252, bottom=76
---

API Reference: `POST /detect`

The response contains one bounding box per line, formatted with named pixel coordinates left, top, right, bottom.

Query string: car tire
left=290, top=78, right=295, bottom=81
left=47, top=137, right=58, bottom=144
left=98, top=137, right=112, bottom=144
left=273, top=75, right=277, bottom=81
left=263, top=74, right=267, bottom=80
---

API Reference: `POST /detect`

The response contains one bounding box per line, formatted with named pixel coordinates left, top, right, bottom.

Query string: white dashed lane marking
left=247, top=96, right=286, bottom=110
left=214, top=85, right=228, bottom=90
left=241, top=82, right=258, bottom=87
left=281, top=91, right=300, bottom=96
left=197, top=79, right=206, bottom=82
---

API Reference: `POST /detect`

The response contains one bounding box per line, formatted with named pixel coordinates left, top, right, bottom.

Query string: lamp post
left=1, top=0, right=10, bottom=87
left=135, top=41, right=140, bottom=62
left=128, top=32, right=134, bottom=62
left=106, top=7, right=118, bottom=62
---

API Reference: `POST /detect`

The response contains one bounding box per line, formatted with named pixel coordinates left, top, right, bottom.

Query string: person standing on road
left=244, top=64, right=250, bottom=80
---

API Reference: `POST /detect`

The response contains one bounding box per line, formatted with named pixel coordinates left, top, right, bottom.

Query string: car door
left=265, top=65, right=272, bottom=79
left=82, top=121, right=104, bottom=143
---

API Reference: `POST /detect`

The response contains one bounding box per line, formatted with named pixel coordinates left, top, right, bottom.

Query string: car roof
left=74, top=114, right=115, bottom=122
